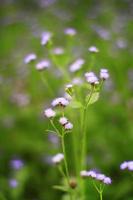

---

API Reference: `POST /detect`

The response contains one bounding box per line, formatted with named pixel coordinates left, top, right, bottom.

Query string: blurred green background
left=0, top=0, right=133, bottom=199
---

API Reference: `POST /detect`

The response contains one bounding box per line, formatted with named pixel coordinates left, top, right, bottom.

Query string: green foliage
left=0, top=0, right=133, bottom=199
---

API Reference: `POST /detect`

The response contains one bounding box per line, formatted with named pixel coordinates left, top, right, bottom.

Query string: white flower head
left=80, top=170, right=88, bottom=178
left=88, top=46, right=99, bottom=53
left=59, top=117, right=68, bottom=125
left=64, top=122, right=73, bottom=130
left=41, top=31, right=52, bottom=45
left=36, top=59, right=50, bottom=71
left=24, top=53, right=37, bottom=64
left=51, top=97, right=69, bottom=107
left=69, top=58, right=85, bottom=73
left=66, top=84, right=73, bottom=89
left=100, top=68, right=109, bottom=80
left=44, top=108, right=56, bottom=118
left=85, top=72, right=99, bottom=84
left=52, top=47, right=64, bottom=55
left=52, top=153, right=64, bottom=164
left=64, top=27, right=77, bottom=36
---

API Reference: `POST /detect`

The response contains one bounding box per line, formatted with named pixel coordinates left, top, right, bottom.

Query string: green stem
left=50, top=120, right=61, bottom=137
left=61, top=135, right=73, bottom=200
left=100, top=192, right=103, bottom=200
left=81, top=107, right=87, bottom=170
left=40, top=73, right=54, bottom=97
left=58, top=165, right=67, bottom=180
left=86, top=86, right=95, bottom=108
left=61, top=135, right=69, bottom=184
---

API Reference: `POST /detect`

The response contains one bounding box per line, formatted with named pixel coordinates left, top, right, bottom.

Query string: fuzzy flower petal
left=24, top=53, right=37, bottom=64
left=36, top=59, right=50, bottom=71
left=64, top=122, right=73, bottom=130
left=88, top=46, right=99, bottom=53
left=59, top=117, right=68, bottom=125
left=44, top=108, right=56, bottom=118
left=52, top=153, right=64, bottom=164
left=51, top=97, right=69, bottom=107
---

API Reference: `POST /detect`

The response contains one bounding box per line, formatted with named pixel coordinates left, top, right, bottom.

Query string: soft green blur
left=0, top=0, right=133, bottom=199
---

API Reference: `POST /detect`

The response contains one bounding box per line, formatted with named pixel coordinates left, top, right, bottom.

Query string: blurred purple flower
left=9, top=179, right=18, bottom=188
left=10, top=159, right=24, bottom=170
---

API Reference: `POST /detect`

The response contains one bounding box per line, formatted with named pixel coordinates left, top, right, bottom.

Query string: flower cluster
left=85, top=68, right=109, bottom=85
left=85, top=72, right=99, bottom=85
left=120, top=161, right=133, bottom=171
left=44, top=97, right=73, bottom=131
left=59, top=117, right=73, bottom=130
left=80, top=170, right=112, bottom=185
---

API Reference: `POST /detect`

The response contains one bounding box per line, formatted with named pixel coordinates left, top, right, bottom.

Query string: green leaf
left=86, top=92, right=99, bottom=105
left=53, top=185, right=68, bottom=192
left=69, top=100, right=83, bottom=109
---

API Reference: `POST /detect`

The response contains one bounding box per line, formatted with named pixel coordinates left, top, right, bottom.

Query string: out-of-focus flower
left=24, top=53, right=37, bottom=64
left=51, top=97, right=69, bottom=107
left=36, top=59, right=50, bottom=71
left=48, top=133, right=59, bottom=146
left=10, top=159, right=24, bottom=170
left=85, top=72, right=99, bottom=85
left=116, top=38, right=127, bottom=49
left=120, top=161, right=133, bottom=171
left=64, top=122, right=73, bottom=130
left=9, top=179, right=18, bottom=188
left=52, top=47, right=64, bottom=55
left=41, top=31, right=52, bottom=45
left=100, top=69, right=109, bottom=80
left=59, top=117, right=68, bottom=125
left=44, top=108, right=56, bottom=118
left=69, top=58, right=85, bottom=73
left=72, top=77, right=83, bottom=85
left=39, top=0, right=56, bottom=8
left=64, top=28, right=77, bottom=36
left=88, top=46, right=99, bottom=53
left=11, top=93, right=30, bottom=107
left=52, top=153, right=64, bottom=164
